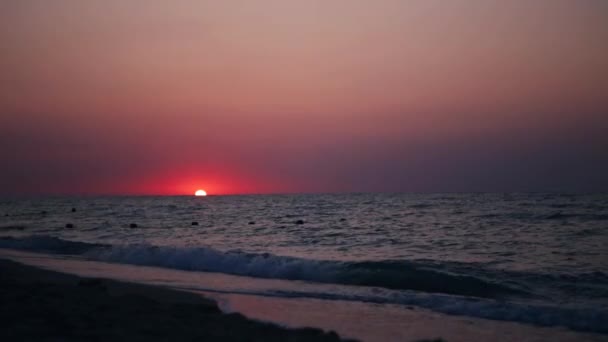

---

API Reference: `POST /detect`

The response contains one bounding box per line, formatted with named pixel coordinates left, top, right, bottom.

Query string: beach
left=1, top=194, right=607, bottom=341
left=0, top=258, right=351, bottom=342
left=1, top=248, right=606, bottom=342
left=3, top=0, right=607, bottom=340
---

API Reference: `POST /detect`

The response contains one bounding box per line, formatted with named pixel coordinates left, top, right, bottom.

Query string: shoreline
left=1, top=250, right=607, bottom=342
left=0, top=258, right=353, bottom=341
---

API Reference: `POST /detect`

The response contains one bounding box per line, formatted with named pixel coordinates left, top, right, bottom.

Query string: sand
left=0, top=259, right=354, bottom=341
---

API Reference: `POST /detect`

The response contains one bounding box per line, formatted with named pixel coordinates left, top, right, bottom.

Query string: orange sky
left=1, top=1, right=607, bottom=194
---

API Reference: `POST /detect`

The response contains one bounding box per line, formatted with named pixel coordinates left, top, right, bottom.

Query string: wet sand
left=2, top=250, right=606, bottom=342
left=0, top=258, right=352, bottom=341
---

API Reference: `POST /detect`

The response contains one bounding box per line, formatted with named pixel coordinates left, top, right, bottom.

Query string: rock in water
left=129, top=223, right=138, bottom=228
left=65, top=223, right=74, bottom=228
left=192, top=221, right=199, bottom=226
left=295, top=219, right=305, bottom=225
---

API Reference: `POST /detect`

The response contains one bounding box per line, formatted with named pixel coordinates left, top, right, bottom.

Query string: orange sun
left=194, top=189, right=207, bottom=196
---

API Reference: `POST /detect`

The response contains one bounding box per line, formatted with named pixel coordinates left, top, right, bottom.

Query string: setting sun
left=194, top=189, right=207, bottom=196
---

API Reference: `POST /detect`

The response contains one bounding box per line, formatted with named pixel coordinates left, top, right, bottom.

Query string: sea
left=1, top=193, right=607, bottom=341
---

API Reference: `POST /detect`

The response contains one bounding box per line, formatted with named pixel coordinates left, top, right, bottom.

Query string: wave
left=0, top=235, right=107, bottom=254
left=171, top=283, right=608, bottom=334
left=1, top=235, right=607, bottom=333
left=91, top=245, right=527, bottom=298
left=262, top=288, right=608, bottom=334
left=0, top=235, right=522, bottom=299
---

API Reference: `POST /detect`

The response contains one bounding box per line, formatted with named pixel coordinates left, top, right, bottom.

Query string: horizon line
left=1, top=190, right=606, bottom=197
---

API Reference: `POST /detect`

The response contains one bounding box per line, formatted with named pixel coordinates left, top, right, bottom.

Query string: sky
left=1, top=0, right=607, bottom=195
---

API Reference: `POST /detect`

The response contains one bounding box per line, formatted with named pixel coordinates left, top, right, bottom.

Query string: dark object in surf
left=41, top=211, right=47, bottom=215
left=248, top=221, right=255, bottom=225
left=65, top=223, right=74, bottom=228
left=71, top=208, right=76, bottom=212
left=339, top=218, right=346, bottom=222
left=192, top=221, right=199, bottom=226
left=295, top=219, right=305, bottom=225
left=129, top=223, right=138, bottom=228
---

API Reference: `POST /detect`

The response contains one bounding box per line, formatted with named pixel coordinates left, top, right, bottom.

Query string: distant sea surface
left=1, top=193, right=607, bottom=334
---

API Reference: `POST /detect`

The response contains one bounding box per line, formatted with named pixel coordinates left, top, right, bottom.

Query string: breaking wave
left=261, top=288, right=608, bottom=334
left=0, top=235, right=107, bottom=254
left=2, top=235, right=608, bottom=333
left=0, top=235, right=521, bottom=298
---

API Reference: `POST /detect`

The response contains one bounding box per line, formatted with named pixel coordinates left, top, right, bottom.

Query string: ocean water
left=1, top=193, right=607, bottom=336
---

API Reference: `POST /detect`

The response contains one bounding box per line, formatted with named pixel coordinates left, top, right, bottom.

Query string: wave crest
left=1, top=235, right=521, bottom=298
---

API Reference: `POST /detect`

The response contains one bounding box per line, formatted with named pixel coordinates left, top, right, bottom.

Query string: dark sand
left=0, top=259, right=354, bottom=341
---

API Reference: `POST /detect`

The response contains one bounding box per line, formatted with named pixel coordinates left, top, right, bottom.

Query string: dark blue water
left=1, top=193, right=607, bottom=333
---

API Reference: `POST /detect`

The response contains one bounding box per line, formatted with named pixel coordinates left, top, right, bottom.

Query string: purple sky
left=1, top=0, right=607, bottom=194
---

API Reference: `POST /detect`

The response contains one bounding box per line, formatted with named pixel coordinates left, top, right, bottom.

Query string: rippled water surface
left=1, top=193, right=608, bottom=333
left=2, top=193, right=607, bottom=269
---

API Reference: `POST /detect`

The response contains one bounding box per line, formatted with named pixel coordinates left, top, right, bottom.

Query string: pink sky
left=1, top=0, right=607, bottom=194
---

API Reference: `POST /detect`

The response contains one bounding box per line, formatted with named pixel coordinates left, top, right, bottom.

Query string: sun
left=194, top=189, right=207, bottom=196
